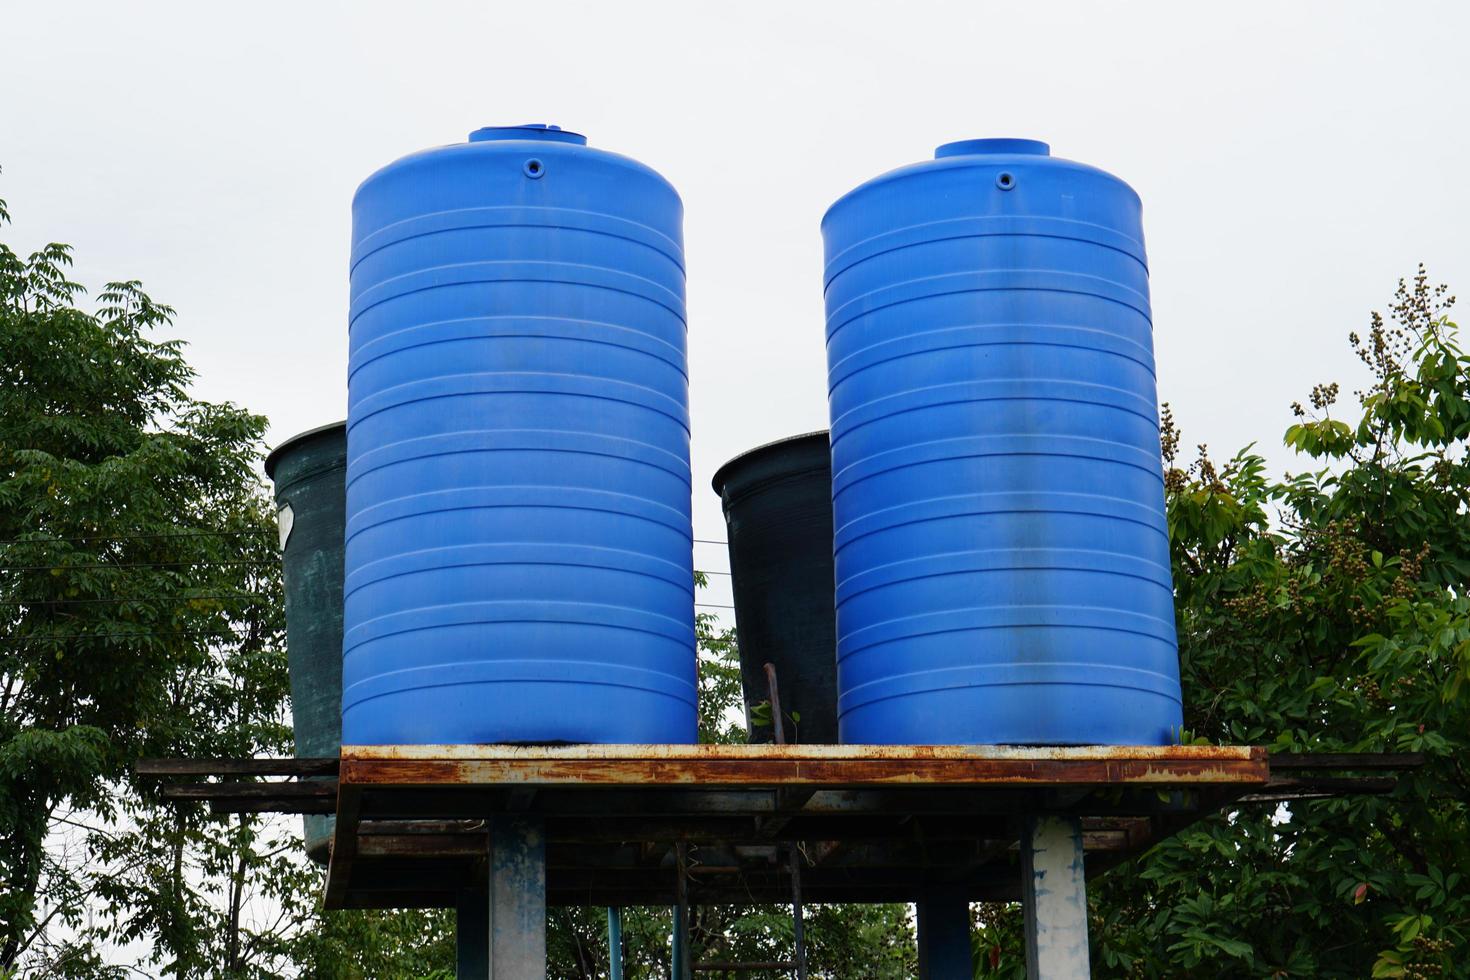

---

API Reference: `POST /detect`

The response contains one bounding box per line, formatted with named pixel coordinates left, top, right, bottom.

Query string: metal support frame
left=607, top=907, right=623, bottom=980
left=673, top=843, right=692, bottom=980
left=764, top=663, right=809, bottom=980
left=457, top=890, right=490, bottom=979
left=917, top=884, right=973, bottom=979
left=140, top=748, right=1420, bottom=977
left=1022, top=815, right=1089, bottom=979
left=489, top=815, right=546, bottom=979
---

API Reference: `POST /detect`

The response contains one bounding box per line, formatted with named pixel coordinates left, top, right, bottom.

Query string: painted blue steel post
left=607, top=907, right=624, bottom=980
left=670, top=906, right=686, bottom=980
left=489, top=816, right=546, bottom=979
left=457, top=891, right=490, bottom=980
left=1021, top=815, right=1090, bottom=978
left=917, top=887, right=973, bottom=979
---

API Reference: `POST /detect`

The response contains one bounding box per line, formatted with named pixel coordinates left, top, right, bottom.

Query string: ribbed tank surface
left=712, top=432, right=839, bottom=744
left=822, top=138, right=1183, bottom=745
left=345, top=125, right=695, bottom=745
left=265, top=422, right=345, bottom=862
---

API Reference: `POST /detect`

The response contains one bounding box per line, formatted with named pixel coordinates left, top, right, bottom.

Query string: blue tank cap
left=468, top=124, right=588, bottom=145
left=935, top=138, right=1050, bottom=158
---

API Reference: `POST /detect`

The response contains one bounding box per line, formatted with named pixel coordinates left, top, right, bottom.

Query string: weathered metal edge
left=340, top=743, right=1264, bottom=762
left=338, top=753, right=1268, bottom=788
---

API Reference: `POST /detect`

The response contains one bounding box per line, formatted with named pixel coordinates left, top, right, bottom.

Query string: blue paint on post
left=917, top=886, right=973, bottom=978
left=671, top=905, right=686, bottom=980
left=489, top=816, right=546, bottom=979
left=607, top=907, right=623, bottom=980
left=456, top=890, right=489, bottom=980
left=1022, top=815, right=1090, bottom=978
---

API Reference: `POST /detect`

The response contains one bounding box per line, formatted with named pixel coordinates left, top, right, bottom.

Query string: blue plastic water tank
left=345, top=125, right=695, bottom=745
left=822, top=138, right=1183, bottom=745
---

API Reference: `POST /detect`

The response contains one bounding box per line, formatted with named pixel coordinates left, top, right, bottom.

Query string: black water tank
left=712, top=432, right=838, bottom=744
left=264, top=422, right=345, bottom=863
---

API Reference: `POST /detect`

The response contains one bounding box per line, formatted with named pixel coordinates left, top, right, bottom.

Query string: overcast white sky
left=3, top=0, right=1467, bottom=604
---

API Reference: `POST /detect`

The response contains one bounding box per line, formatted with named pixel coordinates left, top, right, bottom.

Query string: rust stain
left=341, top=743, right=1262, bottom=763
left=341, top=752, right=1268, bottom=789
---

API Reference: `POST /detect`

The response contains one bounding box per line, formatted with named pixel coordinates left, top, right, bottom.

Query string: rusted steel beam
left=339, top=744, right=1267, bottom=789
left=1239, top=775, right=1400, bottom=803
left=342, top=743, right=1263, bottom=763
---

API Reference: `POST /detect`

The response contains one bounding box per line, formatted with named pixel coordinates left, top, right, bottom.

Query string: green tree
left=0, top=187, right=320, bottom=976
left=0, top=183, right=476, bottom=979
left=971, top=269, right=1470, bottom=978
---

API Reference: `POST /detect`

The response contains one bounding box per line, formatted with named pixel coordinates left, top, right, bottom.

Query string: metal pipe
left=763, top=662, right=786, bottom=745
left=765, top=662, right=807, bottom=980
left=674, top=844, right=691, bottom=980
left=788, top=847, right=808, bottom=980
left=607, top=907, right=623, bottom=980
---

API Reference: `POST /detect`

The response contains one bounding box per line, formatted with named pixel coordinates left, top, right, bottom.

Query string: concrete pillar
left=1022, top=815, right=1090, bottom=979
left=489, top=816, right=546, bottom=979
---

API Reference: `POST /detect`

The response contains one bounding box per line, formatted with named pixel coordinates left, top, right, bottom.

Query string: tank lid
left=935, top=138, right=1050, bottom=159
left=711, top=430, right=830, bottom=497
left=468, top=124, right=588, bottom=145
left=264, top=420, right=346, bottom=479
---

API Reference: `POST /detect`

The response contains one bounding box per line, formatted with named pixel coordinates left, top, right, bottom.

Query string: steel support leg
left=607, top=907, right=623, bottom=980
left=457, top=890, right=490, bottom=980
left=789, top=844, right=808, bottom=980
left=489, top=815, right=546, bottom=980
left=1022, top=815, right=1090, bottom=979
left=672, top=844, right=691, bottom=980
left=917, top=885, right=972, bottom=979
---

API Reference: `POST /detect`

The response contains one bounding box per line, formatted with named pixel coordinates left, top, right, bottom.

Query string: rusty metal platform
left=319, top=743, right=1269, bottom=910
left=137, top=746, right=1425, bottom=912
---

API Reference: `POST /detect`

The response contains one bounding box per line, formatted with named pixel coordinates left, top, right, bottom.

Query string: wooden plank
left=161, top=782, right=335, bottom=800
left=323, top=780, right=363, bottom=910
left=137, top=757, right=338, bottom=777
left=1240, top=775, right=1400, bottom=803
